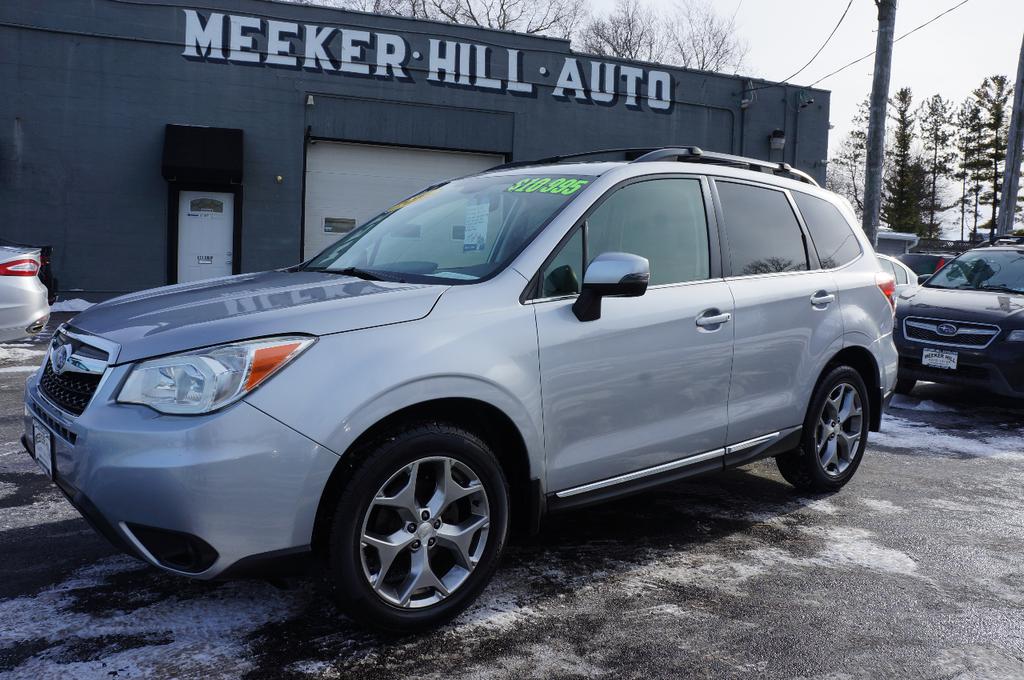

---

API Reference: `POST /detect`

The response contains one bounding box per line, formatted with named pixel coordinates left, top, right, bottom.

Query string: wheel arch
left=821, top=345, right=883, bottom=431
left=311, top=397, right=543, bottom=559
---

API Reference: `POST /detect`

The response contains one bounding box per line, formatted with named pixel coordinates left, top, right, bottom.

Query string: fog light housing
left=125, top=523, right=218, bottom=573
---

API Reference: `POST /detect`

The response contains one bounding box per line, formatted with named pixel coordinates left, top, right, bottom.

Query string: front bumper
left=24, top=366, right=340, bottom=579
left=895, top=324, right=1024, bottom=399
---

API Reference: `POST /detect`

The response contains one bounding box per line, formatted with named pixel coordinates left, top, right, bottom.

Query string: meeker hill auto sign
left=182, top=9, right=675, bottom=112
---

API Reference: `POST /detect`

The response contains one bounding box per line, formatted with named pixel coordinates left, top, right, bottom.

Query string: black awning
left=161, top=124, right=243, bottom=184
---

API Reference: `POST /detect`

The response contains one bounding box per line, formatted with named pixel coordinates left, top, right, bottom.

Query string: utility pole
left=997, top=33, right=1024, bottom=236
left=862, top=0, right=898, bottom=245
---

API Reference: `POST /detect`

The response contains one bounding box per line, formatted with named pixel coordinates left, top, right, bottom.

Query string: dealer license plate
left=33, top=420, right=53, bottom=478
left=922, top=348, right=958, bottom=370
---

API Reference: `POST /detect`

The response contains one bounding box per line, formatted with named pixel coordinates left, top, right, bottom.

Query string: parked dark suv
left=894, top=245, right=1024, bottom=398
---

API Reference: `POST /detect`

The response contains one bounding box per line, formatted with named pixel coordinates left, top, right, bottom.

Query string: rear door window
left=716, top=181, right=809, bottom=276
left=792, top=192, right=863, bottom=269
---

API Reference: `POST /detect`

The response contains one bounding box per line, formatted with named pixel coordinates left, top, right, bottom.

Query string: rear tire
left=776, top=365, right=870, bottom=492
left=324, top=421, right=509, bottom=633
left=894, top=377, right=916, bottom=395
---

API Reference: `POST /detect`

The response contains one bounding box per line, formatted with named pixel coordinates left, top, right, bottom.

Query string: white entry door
left=177, top=190, right=234, bottom=283
left=303, top=142, right=502, bottom=259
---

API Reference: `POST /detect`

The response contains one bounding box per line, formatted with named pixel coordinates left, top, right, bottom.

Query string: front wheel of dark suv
left=776, top=366, right=870, bottom=492
left=324, top=422, right=509, bottom=633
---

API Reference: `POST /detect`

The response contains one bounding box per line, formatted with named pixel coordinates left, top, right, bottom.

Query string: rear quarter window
left=716, top=181, right=808, bottom=276
left=792, top=192, right=862, bottom=269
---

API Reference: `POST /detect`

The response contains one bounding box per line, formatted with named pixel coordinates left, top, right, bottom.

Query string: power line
left=779, top=0, right=854, bottom=84
left=745, top=0, right=856, bottom=94
left=742, top=0, right=853, bottom=94
left=809, top=0, right=972, bottom=88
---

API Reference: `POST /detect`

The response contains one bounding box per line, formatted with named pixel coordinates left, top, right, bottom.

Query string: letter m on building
left=182, top=10, right=225, bottom=60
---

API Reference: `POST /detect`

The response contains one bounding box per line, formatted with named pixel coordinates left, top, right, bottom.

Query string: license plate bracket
left=32, top=420, right=53, bottom=478
left=922, top=348, right=958, bottom=370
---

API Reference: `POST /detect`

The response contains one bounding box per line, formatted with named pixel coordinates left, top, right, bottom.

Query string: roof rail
left=632, top=147, right=820, bottom=187
left=486, top=147, right=658, bottom=172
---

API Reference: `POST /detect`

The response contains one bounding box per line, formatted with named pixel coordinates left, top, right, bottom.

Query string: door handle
left=696, top=311, right=732, bottom=328
left=810, top=291, right=836, bottom=306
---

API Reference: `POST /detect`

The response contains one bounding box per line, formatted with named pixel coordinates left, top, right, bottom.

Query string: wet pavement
left=1, top=318, right=1022, bottom=678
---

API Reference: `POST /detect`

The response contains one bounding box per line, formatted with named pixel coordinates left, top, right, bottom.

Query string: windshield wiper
left=979, top=284, right=1023, bottom=295
left=306, top=266, right=386, bottom=281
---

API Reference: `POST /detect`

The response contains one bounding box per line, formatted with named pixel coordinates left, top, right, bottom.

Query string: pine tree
left=973, top=75, right=1013, bottom=235
left=953, top=98, right=987, bottom=240
left=881, top=87, right=926, bottom=234
left=917, top=95, right=956, bottom=239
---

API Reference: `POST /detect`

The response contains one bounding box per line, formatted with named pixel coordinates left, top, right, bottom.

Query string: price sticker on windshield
left=506, top=177, right=590, bottom=196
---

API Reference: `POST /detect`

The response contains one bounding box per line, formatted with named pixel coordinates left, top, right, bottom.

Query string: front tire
left=324, top=422, right=509, bottom=633
left=776, top=366, right=870, bottom=492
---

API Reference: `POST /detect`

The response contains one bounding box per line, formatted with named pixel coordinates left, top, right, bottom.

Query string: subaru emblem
left=52, top=343, right=73, bottom=375
left=936, top=323, right=958, bottom=336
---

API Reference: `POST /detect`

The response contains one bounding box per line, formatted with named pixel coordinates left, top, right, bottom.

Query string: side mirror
left=572, top=252, right=650, bottom=322
left=917, top=274, right=931, bottom=285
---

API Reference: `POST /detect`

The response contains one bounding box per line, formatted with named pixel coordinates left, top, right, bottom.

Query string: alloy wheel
left=359, top=456, right=490, bottom=609
left=815, top=382, right=863, bottom=477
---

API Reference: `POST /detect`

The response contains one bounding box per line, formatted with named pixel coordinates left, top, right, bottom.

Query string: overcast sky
left=590, top=0, right=1024, bottom=154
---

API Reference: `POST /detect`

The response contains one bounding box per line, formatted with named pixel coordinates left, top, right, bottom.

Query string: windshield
left=303, top=173, right=596, bottom=283
left=925, top=249, right=1024, bottom=294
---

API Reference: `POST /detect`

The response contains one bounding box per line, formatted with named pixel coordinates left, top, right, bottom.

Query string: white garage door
left=303, top=142, right=503, bottom=259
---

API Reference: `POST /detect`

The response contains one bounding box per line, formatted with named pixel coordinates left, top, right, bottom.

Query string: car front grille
left=39, top=361, right=102, bottom=416
left=903, top=317, right=1000, bottom=349
left=38, top=329, right=110, bottom=417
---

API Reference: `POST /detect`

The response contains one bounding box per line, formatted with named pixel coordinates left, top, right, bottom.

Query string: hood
left=897, top=286, right=1024, bottom=325
left=70, top=271, right=446, bottom=364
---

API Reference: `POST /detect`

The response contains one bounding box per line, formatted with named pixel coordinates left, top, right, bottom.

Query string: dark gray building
left=1, top=0, right=831, bottom=299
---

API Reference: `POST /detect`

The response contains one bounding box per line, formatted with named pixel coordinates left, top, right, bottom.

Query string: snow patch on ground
left=806, top=526, right=918, bottom=577
left=860, top=498, right=905, bottom=514
left=0, top=346, right=46, bottom=364
left=801, top=498, right=839, bottom=515
left=0, top=556, right=302, bottom=679
left=0, top=365, right=39, bottom=374
left=49, top=299, right=93, bottom=313
left=889, top=394, right=958, bottom=413
left=874, top=414, right=1024, bottom=459
left=0, top=480, right=15, bottom=500
left=0, top=496, right=80, bottom=531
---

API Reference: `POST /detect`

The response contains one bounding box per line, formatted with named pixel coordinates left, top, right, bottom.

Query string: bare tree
left=288, top=0, right=581, bottom=37
left=827, top=98, right=870, bottom=218
left=665, top=0, right=747, bottom=73
left=429, top=0, right=582, bottom=38
left=320, top=0, right=428, bottom=16
left=576, top=0, right=665, bottom=62
left=577, top=0, right=747, bottom=73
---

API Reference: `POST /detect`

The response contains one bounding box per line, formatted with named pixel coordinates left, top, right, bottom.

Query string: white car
left=0, top=246, right=50, bottom=342
left=877, top=254, right=919, bottom=297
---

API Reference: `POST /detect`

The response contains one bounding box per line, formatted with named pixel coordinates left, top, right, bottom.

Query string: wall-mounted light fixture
left=306, top=95, right=315, bottom=107
left=769, top=129, right=786, bottom=151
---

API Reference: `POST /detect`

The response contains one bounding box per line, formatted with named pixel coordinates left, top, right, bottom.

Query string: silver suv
left=23, top=148, right=898, bottom=632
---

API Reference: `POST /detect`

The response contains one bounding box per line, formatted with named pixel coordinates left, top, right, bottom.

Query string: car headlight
left=1007, top=330, right=1024, bottom=342
left=117, top=336, right=315, bottom=415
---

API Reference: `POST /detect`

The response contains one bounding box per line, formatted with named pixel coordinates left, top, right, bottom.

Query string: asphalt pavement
left=1, top=317, right=1022, bottom=679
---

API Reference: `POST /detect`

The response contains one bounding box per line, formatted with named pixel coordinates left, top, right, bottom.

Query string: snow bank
left=875, top=414, right=1024, bottom=458
left=889, top=394, right=958, bottom=413
left=0, top=346, right=46, bottom=363
left=50, top=298, right=93, bottom=312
